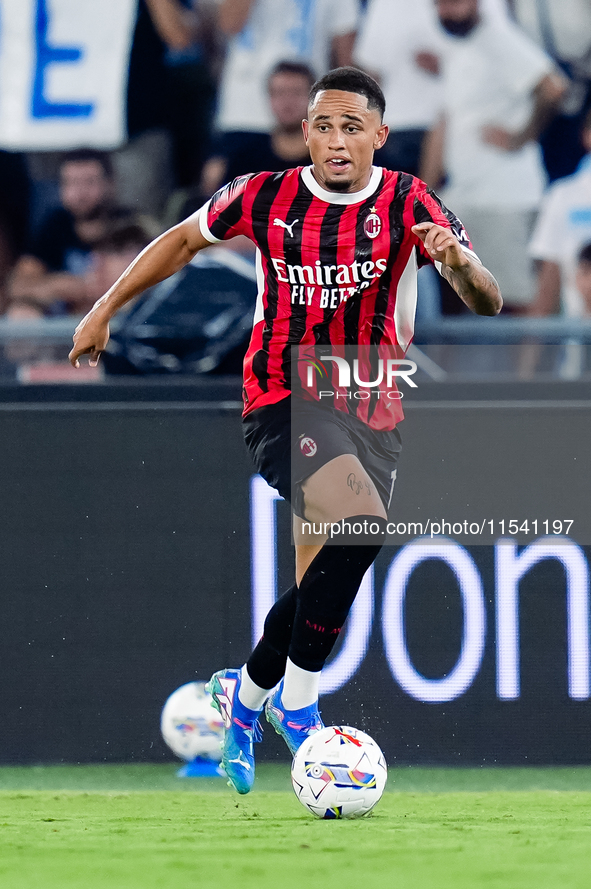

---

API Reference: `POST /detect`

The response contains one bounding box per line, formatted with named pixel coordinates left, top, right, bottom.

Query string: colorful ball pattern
left=291, top=725, right=387, bottom=819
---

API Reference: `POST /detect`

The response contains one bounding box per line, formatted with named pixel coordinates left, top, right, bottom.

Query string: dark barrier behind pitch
left=0, top=384, right=589, bottom=765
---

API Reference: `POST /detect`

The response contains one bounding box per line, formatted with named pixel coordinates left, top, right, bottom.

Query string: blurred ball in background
left=160, top=681, right=224, bottom=763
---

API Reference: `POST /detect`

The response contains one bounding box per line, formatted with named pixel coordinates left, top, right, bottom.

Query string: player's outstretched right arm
left=69, top=217, right=210, bottom=367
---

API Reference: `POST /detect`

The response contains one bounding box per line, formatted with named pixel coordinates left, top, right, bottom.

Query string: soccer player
left=69, top=68, right=502, bottom=794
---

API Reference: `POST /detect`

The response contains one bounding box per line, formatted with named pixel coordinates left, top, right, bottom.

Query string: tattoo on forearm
left=347, top=472, right=372, bottom=496
left=442, top=260, right=501, bottom=314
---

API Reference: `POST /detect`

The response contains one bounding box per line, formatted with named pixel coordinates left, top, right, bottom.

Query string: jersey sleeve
left=196, top=174, right=255, bottom=243
left=411, top=181, right=480, bottom=270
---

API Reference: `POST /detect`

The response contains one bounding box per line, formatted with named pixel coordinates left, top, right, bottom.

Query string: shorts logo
left=300, top=436, right=317, bottom=457
left=364, top=208, right=381, bottom=239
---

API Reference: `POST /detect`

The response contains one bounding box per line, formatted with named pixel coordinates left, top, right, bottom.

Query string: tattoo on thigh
left=347, top=472, right=372, bottom=496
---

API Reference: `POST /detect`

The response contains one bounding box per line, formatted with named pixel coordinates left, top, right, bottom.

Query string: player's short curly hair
left=308, top=67, right=386, bottom=120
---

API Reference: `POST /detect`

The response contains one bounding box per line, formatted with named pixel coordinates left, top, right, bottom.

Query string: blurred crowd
left=2, top=0, right=591, bottom=324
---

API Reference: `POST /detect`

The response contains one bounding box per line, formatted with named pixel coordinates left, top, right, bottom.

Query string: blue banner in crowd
left=0, top=0, right=137, bottom=149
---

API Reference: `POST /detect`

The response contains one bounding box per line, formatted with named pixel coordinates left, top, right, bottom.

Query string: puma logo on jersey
left=273, top=218, right=299, bottom=237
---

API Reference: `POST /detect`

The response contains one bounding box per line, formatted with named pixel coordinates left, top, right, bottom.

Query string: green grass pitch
left=1, top=764, right=591, bottom=889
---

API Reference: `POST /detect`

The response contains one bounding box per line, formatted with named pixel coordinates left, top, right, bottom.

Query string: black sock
left=246, top=585, right=297, bottom=690
left=246, top=515, right=387, bottom=685
left=288, top=515, right=386, bottom=672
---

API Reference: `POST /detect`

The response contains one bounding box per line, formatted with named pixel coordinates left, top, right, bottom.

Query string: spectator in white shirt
left=354, top=0, right=445, bottom=176
left=354, top=0, right=509, bottom=176
left=529, top=110, right=591, bottom=316
left=421, top=0, right=566, bottom=310
left=511, top=0, right=591, bottom=181
left=214, top=0, right=359, bottom=136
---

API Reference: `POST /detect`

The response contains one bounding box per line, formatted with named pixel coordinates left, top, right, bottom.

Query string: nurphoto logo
left=301, top=351, right=418, bottom=402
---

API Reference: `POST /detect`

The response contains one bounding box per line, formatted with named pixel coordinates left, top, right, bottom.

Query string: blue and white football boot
left=206, top=668, right=262, bottom=794
left=265, top=680, right=324, bottom=755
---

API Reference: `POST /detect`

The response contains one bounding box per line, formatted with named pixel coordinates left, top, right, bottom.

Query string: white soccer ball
left=160, top=681, right=224, bottom=762
left=291, top=725, right=387, bottom=819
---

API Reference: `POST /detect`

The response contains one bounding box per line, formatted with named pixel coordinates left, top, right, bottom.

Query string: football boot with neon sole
left=206, top=668, right=262, bottom=794
left=265, top=680, right=324, bottom=755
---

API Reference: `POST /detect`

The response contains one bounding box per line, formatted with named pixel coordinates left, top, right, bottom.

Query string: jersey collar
left=301, top=165, right=383, bottom=204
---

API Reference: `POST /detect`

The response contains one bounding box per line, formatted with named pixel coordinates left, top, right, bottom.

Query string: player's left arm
left=412, top=222, right=502, bottom=316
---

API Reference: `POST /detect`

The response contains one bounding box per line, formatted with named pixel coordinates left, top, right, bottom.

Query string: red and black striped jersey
left=197, top=165, right=476, bottom=430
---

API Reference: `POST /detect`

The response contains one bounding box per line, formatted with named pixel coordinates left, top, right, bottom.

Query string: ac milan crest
left=364, top=208, right=382, bottom=239
left=300, top=436, right=317, bottom=457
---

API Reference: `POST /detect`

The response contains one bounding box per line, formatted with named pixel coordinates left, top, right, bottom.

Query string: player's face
left=303, top=90, right=388, bottom=193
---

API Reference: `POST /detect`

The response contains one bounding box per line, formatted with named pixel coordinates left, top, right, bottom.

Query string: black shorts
left=242, top=395, right=402, bottom=518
